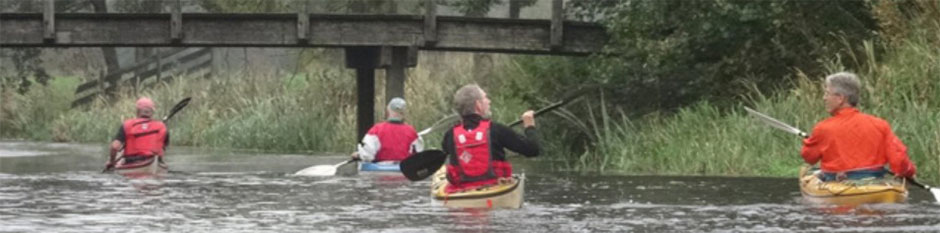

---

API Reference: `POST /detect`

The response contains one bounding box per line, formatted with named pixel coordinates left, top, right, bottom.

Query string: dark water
left=2, top=141, right=940, bottom=232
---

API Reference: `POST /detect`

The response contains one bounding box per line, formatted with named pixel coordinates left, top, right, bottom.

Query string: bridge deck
left=1, top=13, right=606, bottom=55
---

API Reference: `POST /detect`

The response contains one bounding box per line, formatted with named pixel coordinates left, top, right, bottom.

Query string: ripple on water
left=2, top=167, right=940, bottom=232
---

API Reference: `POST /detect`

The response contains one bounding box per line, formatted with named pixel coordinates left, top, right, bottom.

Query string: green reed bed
left=1, top=51, right=505, bottom=154
left=588, top=27, right=940, bottom=181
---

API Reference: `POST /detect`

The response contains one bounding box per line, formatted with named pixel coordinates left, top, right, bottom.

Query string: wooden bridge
left=0, top=0, right=608, bottom=140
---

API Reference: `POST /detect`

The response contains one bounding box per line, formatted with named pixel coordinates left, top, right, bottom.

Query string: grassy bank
left=2, top=2, right=937, bottom=183
left=0, top=52, right=519, bottom=154
left=582, top=29, right=940, bottom=182
left=1, top=39, right=936, bottom=181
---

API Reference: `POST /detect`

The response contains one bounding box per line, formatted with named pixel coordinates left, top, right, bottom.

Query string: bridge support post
left=384, top=47, right=405, bottom=103
left=550, top=0, right=564, bottom=50
left=382, top=46, right=415, bottom=105
left=43, top=0, right=55, bottom=42
left=346, top=47, right=380, bottom=142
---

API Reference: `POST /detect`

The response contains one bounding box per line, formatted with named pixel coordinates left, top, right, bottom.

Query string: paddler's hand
left=104, top=161, right=115, bottom=171
left=350, top=151, right=360, bottom=160
left=521, top=110, right=535, bottom=128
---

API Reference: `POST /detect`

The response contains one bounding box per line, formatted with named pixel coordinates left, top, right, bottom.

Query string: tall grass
left=0, top=51, right=501, bottom=154
left=2, top=3, right=936, bottom=181
left=582, top=14, right=940, bottom=182
left=0, top=76, right=80, bottom=140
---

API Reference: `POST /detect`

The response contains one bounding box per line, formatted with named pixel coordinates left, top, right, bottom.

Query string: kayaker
left=351, top=97, right=423, bottom=162
left=441, top=84, right=540, bottom=192
left=105, top=97, right=169, bottom=170
left=801, top=72, right=917, bottom=181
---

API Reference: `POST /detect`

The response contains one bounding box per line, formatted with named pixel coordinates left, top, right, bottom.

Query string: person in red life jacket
left=104, top=97, right=169, bottom=170
left=441, top=84, right=539, bottom=192
left=801, top=72, right=917, bottom=181
left=351, top=97, right=423, bottom=162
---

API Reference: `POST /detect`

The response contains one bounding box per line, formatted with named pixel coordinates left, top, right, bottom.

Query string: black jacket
left=441, top=114, right=540, bottom=161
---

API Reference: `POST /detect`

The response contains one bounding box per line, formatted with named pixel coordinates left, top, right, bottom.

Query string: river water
left=2, top=141, right=940, bottom=232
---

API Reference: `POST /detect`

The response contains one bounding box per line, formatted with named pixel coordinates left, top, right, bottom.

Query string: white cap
left=388, top=97, right=406, bottom=114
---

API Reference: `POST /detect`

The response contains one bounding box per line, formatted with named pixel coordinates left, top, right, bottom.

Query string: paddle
left=103, top=97, right=192, bottom=172
left=400, top=90, right=588, bottom=181
left=399, top=149, right=447, bottom=181
left=293, top=158, right=360, bottom=177
left=162, top=97, right=192, bottom=122
left=743, top=106, right=940, bottom=202
left=742, top=106, right=807, bottom=138
left=905, top=178, right=940, bottom=201
left=292, top=113, right=459, bottom=177
left=418, top=114, right=459, bottom=136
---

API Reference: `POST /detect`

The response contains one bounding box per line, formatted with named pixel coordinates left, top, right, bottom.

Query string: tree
left=561, top=0, right=879, bottom=113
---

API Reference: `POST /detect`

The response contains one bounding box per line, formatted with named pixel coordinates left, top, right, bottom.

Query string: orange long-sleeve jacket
left=800, top=108, right=916, bottom=177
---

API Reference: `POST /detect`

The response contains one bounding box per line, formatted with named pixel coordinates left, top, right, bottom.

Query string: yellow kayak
left=430, top=167, right=525, bottom=209
left=799, top=165, right=907, bottom=205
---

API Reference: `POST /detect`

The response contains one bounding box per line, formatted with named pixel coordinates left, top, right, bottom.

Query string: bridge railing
left=0, top=0, right=584, bottom=20
left=71, top=47, right=212, bottom=107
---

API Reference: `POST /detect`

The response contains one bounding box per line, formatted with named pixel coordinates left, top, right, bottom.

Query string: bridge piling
left=346, top=47, right=380, bottom=141
left=43, top=0, right=54, bottom=42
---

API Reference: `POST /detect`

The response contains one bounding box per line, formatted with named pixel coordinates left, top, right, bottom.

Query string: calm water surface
left=2, top=141, right=940, bottom=232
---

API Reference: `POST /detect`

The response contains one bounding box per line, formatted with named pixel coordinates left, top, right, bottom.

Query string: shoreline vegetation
left=2, top=1, right=938, bottom=183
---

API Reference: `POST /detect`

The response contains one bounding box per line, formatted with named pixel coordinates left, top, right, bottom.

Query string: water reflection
left=2, top=141, right=940, bottom=232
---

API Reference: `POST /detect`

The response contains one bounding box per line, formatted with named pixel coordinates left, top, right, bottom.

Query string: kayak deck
left=430, top=167, right=525, bottom=209
left=799, top=165, right=907, bottom=205
left=360, top=161, right=400, bottom=172
left=114, top=156, right=168, bottom=178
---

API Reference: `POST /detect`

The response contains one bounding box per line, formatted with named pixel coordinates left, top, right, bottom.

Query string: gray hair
left=825, top=72, right=861, bottom=106
left=454, top=84, right=483, bottom=116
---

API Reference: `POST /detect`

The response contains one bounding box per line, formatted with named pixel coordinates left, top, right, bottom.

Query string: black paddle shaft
left=163, top=97, right=192, bottom=122
left=507, top=88, right=588, bottom=127
left=401, top=89, right=588, bottom=181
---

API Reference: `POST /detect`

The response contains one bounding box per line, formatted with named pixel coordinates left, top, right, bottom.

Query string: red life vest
left=122, top=118, right=167, bottom=158
left=369, top=121, right=418, bottom=162
left=446, top=120, right=511, bottom=191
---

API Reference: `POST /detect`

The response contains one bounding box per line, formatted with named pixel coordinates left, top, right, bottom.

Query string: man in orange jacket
left=801, top=72, right=916, bottom=181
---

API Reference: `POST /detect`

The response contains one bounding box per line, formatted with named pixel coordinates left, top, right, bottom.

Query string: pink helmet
left=136, top=97, right=155, bottom=111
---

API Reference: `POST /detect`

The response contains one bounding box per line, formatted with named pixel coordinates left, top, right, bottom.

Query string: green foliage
left=196, top=0, right=293, bottom=13
left=3, top=0, right=938, bottom=181
left=565, top=0, right=878, bottom=113
left=1, top=48, right=50, bottom=94
left=196, top=0, right=412, bottom=14
left=491, top=0, right=940, bottom=181
left=0, top=76, right=78, bottom=140
left=573, top=3, right=940, bottom=181
left=3, top=51, right=489, bottom=154
left=440, top=0, right=503, bottom=17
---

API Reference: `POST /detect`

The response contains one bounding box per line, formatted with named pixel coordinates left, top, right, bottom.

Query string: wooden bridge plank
left=1, top=13, right=606, bottom=55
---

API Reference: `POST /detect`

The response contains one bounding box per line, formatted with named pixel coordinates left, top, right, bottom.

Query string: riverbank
left=2, top=2, right=937, bottom=183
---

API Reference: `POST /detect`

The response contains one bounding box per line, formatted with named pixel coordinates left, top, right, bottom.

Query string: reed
left=583, top=21, right=940, bottom=182
left=0, top=51, right=505, bottom=154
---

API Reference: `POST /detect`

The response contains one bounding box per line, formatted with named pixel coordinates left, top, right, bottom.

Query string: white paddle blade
left=418, top=127, right=433, bottom=136
left=293, top=165, right=337, bottom=176
left=418, top=114, right=459, bottom=136
left=930, top=188, right=940, bottom=203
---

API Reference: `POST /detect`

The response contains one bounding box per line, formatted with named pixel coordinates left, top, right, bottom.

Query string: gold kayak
left=430, top=167, right=525, bottom=209
left=799, top=165, right=907, bottom=205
